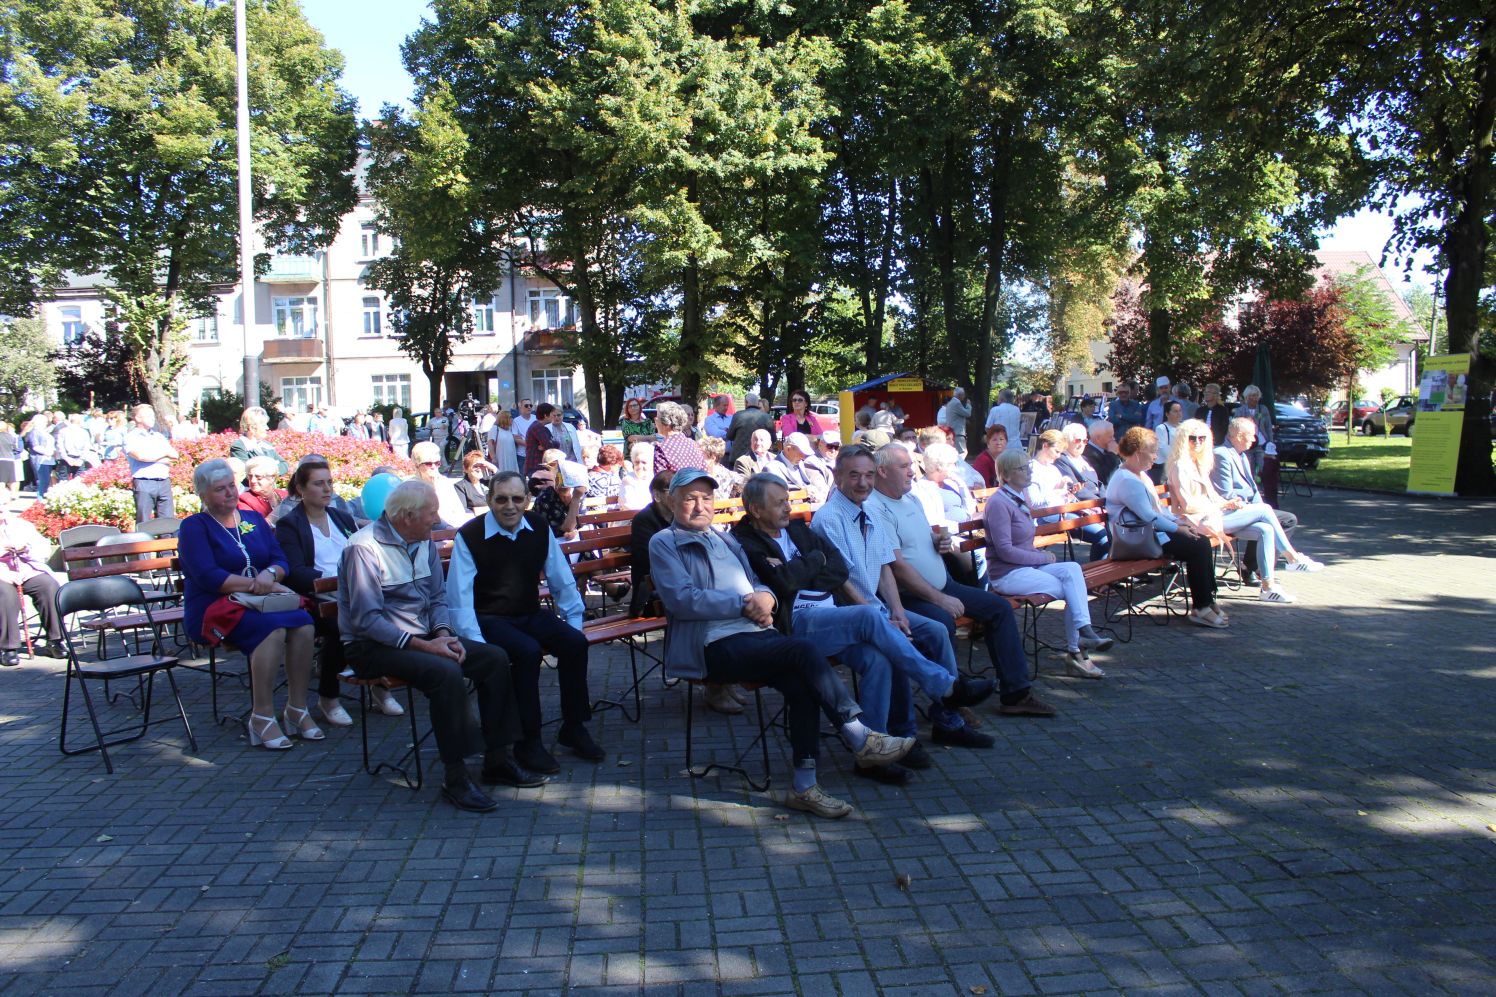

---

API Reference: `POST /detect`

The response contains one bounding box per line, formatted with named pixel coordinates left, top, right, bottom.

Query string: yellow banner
left=887, top=377, right=923, bottom=392
left=1406, top=354, right=1470, bottom=496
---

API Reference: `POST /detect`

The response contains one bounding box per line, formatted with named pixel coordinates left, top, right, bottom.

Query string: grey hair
left=192, top=458, right=237, bottom=498
left=245, top=455, right=280, bottom=477
left=750, top=428, right=772, bottom=445
left=744, top=392, right=761, bottom=408
left=1242, top=384, right=1261, bottom=400
left=996, top=449, right=1030, bottom=482
left=999, top=388, right=1015, bottom=403
left=1088, top=418, right=1113, bottom=441
left=384, top=480, right=436, bottom=520
left=1061, top=422, right=1087, bottom=442
left=873, top=442, right=912, bottom=468
left=1229, top=416, right=1258, bottom=437
left=922, top=442, right=959, bottom=474
left=409, top=440, right=442, bottom=464
left=653, top=401, right=690, bottom=431
left=630, top=441, right=654, bottom=464
left=741, top=472, right=788, bottom=512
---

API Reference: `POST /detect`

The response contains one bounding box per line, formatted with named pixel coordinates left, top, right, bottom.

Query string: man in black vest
left=447, top=471, right=601, bottom=774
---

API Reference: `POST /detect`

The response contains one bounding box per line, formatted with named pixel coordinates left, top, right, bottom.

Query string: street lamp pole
left=235, top=0, right=259, bottom=404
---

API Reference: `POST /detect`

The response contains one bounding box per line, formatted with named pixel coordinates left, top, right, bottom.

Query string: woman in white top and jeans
left=1105, top=426, right=1225, bottom=629
left=1150, top=400, right=1183, bottom=483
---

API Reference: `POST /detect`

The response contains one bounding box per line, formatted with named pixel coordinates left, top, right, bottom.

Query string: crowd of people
left=18, top=378, right=1322, bottom=819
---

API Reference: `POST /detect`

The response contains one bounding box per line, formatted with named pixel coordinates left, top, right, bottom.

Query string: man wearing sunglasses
left=512, top=399, right=537, bottom=468
left=448, top=470, right=601, bottom=773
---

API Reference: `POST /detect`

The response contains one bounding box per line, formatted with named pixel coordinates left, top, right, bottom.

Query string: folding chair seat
left=56, top=577, right=197, bottom=773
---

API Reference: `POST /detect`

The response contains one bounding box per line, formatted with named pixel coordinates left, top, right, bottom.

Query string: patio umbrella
left=1252, top=342, right=1276, bottom=409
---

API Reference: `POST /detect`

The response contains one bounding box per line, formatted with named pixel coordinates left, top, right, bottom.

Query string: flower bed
left=21, top=430, right=413, bottom=541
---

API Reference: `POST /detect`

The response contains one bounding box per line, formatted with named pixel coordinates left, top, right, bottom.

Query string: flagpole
left=235, top=0, right=260, bottom=404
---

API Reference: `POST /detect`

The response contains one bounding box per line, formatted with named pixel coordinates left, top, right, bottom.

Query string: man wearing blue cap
left=650, top=467, right=914, bottom=818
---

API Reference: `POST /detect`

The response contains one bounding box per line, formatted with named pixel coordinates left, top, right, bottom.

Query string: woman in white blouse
left=1026, top=429, right=1081, bottom=515
left=1151, top=400, right=1183, bottom=483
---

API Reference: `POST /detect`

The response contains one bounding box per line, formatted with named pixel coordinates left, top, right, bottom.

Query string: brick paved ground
left=1, top=488, right=1494, bottom=996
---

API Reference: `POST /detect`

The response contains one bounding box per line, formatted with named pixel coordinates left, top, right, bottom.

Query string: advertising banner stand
left=1406, top=354, right=1470, bottom=496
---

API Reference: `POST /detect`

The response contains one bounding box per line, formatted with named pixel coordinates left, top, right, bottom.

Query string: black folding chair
left=57, top=577, right=197, bottom=774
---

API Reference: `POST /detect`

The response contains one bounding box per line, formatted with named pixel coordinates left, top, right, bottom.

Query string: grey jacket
left=337, top=515, right=453, bottom=649
left=647, top=525, right=773, bottom=680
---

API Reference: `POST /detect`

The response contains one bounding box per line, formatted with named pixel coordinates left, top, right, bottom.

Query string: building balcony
left=262, top=254, right=320, bottom=283
left=524, top=327, right=573, bottom=353
left=261, top=337, right=325, bottom=364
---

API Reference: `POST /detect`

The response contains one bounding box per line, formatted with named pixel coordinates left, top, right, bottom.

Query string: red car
left=1326, top=398, right=1380, bottom=428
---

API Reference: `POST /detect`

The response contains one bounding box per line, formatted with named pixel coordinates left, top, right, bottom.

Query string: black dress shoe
left=853, top=761, right=911, bottom=785
left=557, top=723, right=605, bottom=762
left=900, top=741, right=933, bottom=770
left=943, top=675, right=996, bottom=709
left=1, top=650, right=19, bottom=667
left=932, top=723, right=996, bottom=749
left=37, top=642, right=66, bottom=660
left=513, top=739, right=561, bottom=775
left=481, top=757, right=549, bottom=788
left=442, top=779, right=499, bottom=813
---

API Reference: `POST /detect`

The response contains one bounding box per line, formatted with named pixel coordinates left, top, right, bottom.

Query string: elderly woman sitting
left=699, top=435, right=740, bottom=500
left=228, top=406, right=288, bottom=476
left=986, top=449, right=1111, bottom=678
left=652, top=401, right=706, bottom=475
left=237, top=455, right=285, bottom=519
left=587, top=444, right=624, bottom=502
left=1165, top=419, right=1321, bottom=604
left=179, top=458, right=317, bottom=749
left=1027, top=429, right=1081, bottom=514
left=620, top=442, right=655, bottom=510
left=410, top=440, right=473, bottom=528
left=969, top=424, right=1008, bottom=488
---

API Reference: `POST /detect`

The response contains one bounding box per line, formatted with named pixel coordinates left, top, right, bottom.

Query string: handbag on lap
left=1109, top=509, right=1163, bottom=560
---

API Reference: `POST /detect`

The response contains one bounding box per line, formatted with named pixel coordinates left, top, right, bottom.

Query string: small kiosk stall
left=837, top=372, right=954, bottom=442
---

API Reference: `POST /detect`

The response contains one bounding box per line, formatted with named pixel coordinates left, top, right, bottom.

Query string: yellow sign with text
left=887, top=377, right=924, bottom=392
left=1406, top=354, right=1470, bottom=496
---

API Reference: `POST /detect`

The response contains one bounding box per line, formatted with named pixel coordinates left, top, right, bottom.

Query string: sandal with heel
left=247, top=713, right=294, bottom=750
left=282, top=704, right=325, bottom=741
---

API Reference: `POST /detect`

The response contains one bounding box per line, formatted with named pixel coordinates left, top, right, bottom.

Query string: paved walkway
left=1, top=489, right=1494, bottom=995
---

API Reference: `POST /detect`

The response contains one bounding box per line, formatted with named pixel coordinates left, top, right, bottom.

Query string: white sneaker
left=371, top=687, right=405, bottom=716
left=1259, top=586, right=1295, bottom=604
left=1285, top=557, right=1324, bottom=573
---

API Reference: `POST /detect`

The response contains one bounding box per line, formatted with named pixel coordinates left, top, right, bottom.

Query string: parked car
left=1361, top=394, right=1416, bottom=436
left=1273, top=402, right=1330, bottom=469
left=1326, top=398, right=1380, bottom=428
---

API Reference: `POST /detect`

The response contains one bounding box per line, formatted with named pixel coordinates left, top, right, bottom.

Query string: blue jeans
left=903, top=578, right=1032, bottom=700
left=793, top=603, right=956, bottom=737
left=1222, top=503, right=1294, bottom=580
left=33, top=461, right=52, bottom=499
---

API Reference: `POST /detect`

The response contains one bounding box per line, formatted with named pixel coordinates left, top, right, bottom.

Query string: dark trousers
left=133, top=478, right=174, bottom=523
left=313, top=615, right=343, bottom=698
left=905, top=578, right=1032, bottom=699
left=347, top=637, right=519, bottom=766
left=703, top=631, right=860, bottom=765
left=0, top=573, right=63, bottom=650
left=33, top=463, right=52, bottom=499
left=1161, top=533, right=1217, bottom=609
left=477, top=611, right=591, bottom=739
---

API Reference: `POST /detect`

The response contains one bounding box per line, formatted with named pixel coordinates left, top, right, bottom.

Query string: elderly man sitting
left=731, top=473, right=992, bottom=785
left=734, top=428, right=776, bottom=478
left=812, top=445, right=997, bottom=756
left=1212, top=417, right=1319, bottom=585
left=410, top=440, right=474, bottom=528
left=1084, top=419, right=1121, bottom=486
left=651, top=468, right=913, bottom=818
left=338, top=479, right=543, bottom=813
left=448, top=470, right=601, bottom=774
left=769, top=432, right=833, bottom=502
left=864, top=443, right=1056, bottom=719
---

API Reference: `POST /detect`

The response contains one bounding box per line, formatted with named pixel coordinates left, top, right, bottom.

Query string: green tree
left=0, top=318, right=57, bottom=411
left=0, top=0, right=359, bottom=421
left=364, top=84, right=502, bottom=414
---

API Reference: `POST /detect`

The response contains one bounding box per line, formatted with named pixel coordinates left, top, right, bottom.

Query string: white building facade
left=38, top=191, right=587, bottom=419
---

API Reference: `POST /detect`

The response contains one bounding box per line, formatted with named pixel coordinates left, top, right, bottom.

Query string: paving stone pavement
left=1, top=489, right=1494, bottom=996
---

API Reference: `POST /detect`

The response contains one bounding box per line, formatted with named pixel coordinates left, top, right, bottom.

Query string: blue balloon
left=360, top=472, right=400, bottom=521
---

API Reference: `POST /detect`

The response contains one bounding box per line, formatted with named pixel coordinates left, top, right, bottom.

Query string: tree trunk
left=974, top=125, right=1014, bottom=444
left=1442, top=11, right=1496, bottom=496
left=679, top=251, right=703, bottom=405
left=424, top=363, right=443, bottom=414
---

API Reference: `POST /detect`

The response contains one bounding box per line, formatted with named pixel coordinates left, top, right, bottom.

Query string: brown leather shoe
left=996, top=692, right=1057, bottom=718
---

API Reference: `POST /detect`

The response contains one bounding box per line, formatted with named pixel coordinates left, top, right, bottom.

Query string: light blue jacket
left=1211, top=446, right=1260, bottom=503
left=648, top=525, right=773, bottom=680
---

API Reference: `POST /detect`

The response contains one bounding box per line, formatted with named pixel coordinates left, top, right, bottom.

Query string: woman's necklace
left=218, top=512, right=254, bottom=577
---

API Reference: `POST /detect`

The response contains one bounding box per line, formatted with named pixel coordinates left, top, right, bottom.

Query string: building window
left=60, top=306, right=85, bottom=346
left=190, top=313, right=218, bottom=342
left=360, top=224, right=380, bottom=259
left=472, top=295, right=495, bottom=334
left=361, top=296, right=382, bottom=337
left=280, top=376, right=323, bottom=413
left=371, top=373, right=411, bottom=409
left=531, top=367, right=574, bottom=408
left=1101, top=381, right=1113, bottom=394
left=272, top=296, right=318, bottom=338
left=527, top=287, right=575, bottom=330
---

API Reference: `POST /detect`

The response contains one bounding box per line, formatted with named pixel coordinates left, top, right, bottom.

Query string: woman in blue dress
left=179, top=458, right=318, bottom=750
